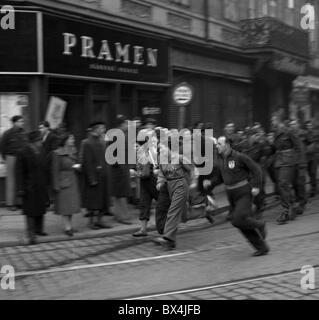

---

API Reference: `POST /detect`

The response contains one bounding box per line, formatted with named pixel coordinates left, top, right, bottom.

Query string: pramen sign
left=0, top=11, right=169, bottom=84
left=42, top=14, right=169, bottom=83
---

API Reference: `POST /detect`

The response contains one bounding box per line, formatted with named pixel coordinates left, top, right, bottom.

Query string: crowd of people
left=0, top=111, right=318, bottom=256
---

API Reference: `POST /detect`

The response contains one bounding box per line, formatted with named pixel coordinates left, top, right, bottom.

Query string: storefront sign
left=42, top=14, right=169, bottom=83
left=173, top=82, right=193, bottom=106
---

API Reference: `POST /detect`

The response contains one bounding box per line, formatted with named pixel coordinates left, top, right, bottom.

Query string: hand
left=153, top=169, right=160, bottom=176
left=130, top=169, right=136, bottom=177
left=156, top=183, right=164, bottom=191
left=203, top=179, right=212, bottom=190
left=251, top=188, right=260, bottom=197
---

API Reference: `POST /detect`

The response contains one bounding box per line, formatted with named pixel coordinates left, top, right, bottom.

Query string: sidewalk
left=0, top=182, right=276, bottom=247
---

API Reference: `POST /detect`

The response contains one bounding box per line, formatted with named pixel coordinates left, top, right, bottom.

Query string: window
left=223, top=0, right=238, bottom=21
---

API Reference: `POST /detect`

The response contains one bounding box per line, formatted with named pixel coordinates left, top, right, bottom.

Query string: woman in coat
left=52, top=133, right=81, bottom=236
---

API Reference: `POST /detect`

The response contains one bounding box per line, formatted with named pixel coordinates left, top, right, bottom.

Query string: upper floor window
left=223, top=0, right=238, bottom=22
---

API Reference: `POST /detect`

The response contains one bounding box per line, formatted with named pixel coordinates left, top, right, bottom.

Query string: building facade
left=0, top=0, right=314, bottom=139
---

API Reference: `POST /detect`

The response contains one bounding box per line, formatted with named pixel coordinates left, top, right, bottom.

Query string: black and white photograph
left=0, top=0, right=318, bottom=305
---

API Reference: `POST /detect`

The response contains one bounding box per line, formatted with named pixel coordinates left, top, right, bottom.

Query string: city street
left=1, top=195, right=318, bottom=300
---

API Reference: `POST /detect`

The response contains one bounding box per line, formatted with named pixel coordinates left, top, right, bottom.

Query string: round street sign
left=173, top=82, right=194, bottom=106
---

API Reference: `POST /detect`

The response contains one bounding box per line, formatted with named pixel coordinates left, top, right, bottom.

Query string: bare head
left=216, top=136, right=231, bottom=156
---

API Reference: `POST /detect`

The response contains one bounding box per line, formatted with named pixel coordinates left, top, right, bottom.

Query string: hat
left=89, top=121, right=106, bottom=129
left=144, top=118, right=157, bottom=125
left=28, top=130, right=42, bottom=143
left=115, top=114, right=127, bottom=127
left=11, top=115, right=23, bottom=123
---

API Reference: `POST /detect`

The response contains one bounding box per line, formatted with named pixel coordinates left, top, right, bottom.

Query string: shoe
left=154, top=237, right=176, bottom=250
left=205, top=213, right=215, bottom=225
left=225, top=212, right=232, bottom=221
left=88, top=223, right=99, bottom=230
left=295, top=206, right=304, bottom=216
left=133, top=230, right=148, bottom=237
left=161, top=238, right=176, bottom=250
left=64, top=230, right=73, bottom=237
left=36, top=232, right=48, bottom=236
left=259, top=223, right=267, bottom=240
left=9, top=206, right=18, bottom=212
left=104, top=212, right=114, bottom=216
left=253, top=244, right=270, bottom=257
left=152, top=237, right=163, bottom=246
left=289, top=207, right=297, bottom=221
left=28, top=238, right=37, bottom=245
left=94, top=223, right=113, bottom=229
left=276, top=213, right=289, bottom=225
left=115, top=218, right=133, bottom=225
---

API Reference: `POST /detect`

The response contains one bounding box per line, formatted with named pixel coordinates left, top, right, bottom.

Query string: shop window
left=223, top=0, right=238, bottom=21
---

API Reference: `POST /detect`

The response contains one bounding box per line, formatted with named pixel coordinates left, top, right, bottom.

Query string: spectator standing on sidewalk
left=0, top=115, right=28, bottom=211
left=16, top=131, right=47, bottom=245
left=82, top=121, right=112, bottom=230
left=110, top=115, right=132, bottom=225
left=52, top=133, right=81, bottom=236
left=38, top=120, right=59, bottom=208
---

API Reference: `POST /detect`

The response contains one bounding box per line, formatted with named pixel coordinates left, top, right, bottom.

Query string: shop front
left=0, top=9, right=170, bottom=204
left=0, top=9, right=170, bottom=143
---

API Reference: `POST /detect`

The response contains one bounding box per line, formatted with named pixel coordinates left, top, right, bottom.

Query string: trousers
left=5, top=155, right=17, bottom=206
left=227, top=184, right=266, bottom=251
left=162, top=178, right=189, bottom=243
left=139, top=175, right=158, bottom=221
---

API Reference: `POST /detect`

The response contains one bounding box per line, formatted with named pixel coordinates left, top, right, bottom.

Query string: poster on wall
left=0, top=94, right=28, bottom=136
left=45, top=97, right=67, bottom=129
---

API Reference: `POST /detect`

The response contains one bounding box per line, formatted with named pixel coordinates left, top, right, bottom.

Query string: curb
left=0, top=192, right=279, bottom=248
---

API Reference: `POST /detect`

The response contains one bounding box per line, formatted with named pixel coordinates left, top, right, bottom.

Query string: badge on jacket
left=228, top=160, right=235, bottom=169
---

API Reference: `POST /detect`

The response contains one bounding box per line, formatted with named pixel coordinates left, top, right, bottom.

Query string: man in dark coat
left=16, top=131, right=47, bottom=245
left=0, top=115, right=28, bottom=210
left=81, top=122, right=111, bottom=230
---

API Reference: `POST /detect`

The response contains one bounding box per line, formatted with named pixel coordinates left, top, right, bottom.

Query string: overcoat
left=16, top=145, right=47, bottom=217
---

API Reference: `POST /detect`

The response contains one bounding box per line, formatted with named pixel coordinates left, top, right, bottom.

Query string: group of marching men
left=133, top=113, right=319, bottom=257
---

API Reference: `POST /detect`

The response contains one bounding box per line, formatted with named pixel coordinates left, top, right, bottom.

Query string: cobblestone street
left=0, top=196, right=319, bottom=300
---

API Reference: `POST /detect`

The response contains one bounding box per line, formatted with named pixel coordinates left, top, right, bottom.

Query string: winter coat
left=16, top=145, right=47, bottom=217
left=52, top=148, right=81, bottom=216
